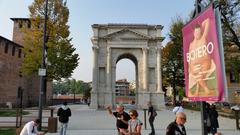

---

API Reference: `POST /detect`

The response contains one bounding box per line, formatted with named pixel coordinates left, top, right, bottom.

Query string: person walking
left=209, top=104, right=219, bottom=135
left=120, top=109, right=143, bottom=135
left=57, top=102, right=72, bottom=135
left=20, top=118, right=42, bottom=135
left=166, top=112, right=187, bottom=135
left=148, top=102, right=156, bottom=135
left=172, top=101, right=184, bottom=114
left=204, top=102, right=211, bottom=134
left=107, top=104, right=131, bottom=135
left=87, top=98, right=90, bottom=106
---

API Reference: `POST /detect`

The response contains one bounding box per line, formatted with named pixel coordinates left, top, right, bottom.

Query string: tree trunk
left=173, top=84, right=176, bottom=106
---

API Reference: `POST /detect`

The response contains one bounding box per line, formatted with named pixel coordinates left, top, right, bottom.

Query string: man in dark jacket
left=209, top=104, right=219, bottom=135
left=166, top=112, right=187, bottom=135
left=57, top=102, right=71, bottom=135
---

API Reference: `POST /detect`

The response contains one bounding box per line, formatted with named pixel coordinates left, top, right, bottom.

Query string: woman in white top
left=20, top=118, right=41, bottom=135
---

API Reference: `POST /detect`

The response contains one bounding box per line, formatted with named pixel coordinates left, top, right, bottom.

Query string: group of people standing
left=107, top=104, right=142, bottom=135
left=107, top=101, right=159, bottom=135
left=106, top=101, right=190, bottom=135
left=107, top=101, right=186, bottom=135
left=169, top=101, right=221, bottom=135
left=19, top=101, right=222, bottom=135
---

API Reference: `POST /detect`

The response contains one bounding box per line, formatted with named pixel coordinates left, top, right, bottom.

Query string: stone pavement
left=46, top=104, right=240, bottom=135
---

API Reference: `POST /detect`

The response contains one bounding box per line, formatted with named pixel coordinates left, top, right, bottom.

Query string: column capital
left=155, top=46, right=162, bottom=51
left=91, top=37, right=99, bottom=45
left=92, top=45, right=99, bottom=50
left=142, top=47, right=149, bottom=52
left=107, top=46, right=111, bottom=53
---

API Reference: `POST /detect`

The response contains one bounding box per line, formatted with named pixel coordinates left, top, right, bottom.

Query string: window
left=4, top=43, right=8, bottom=53
left=19, top=22, right=23, bottom=28
left=230, top=72, right=239, bottom=83
left=18, top=49, right=22, bottom=58
left=27, top=22, right=31, bottom=28
left=12, top=46, right=15, bottom=56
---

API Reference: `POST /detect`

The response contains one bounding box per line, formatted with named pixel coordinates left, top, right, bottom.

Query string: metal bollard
left=143, top=109, right=147, bottom=130
left=235, top=110, right=240, bottom=130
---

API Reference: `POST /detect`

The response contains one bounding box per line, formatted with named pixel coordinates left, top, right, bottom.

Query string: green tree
left=218, top=0, right=240, bottom=48
left=21, top=0, right=79, bottom=80
left=198, top=0, right=240, bottom=49
left=53, top=80, right=68, bottom=94
left=225, top=52, right=240, bottom=83
left=80, top=82, right=91, bottom=99
left=66, top=79, right=83, bottom=103
left=162, top=16, right=185, bottom=104
left=53, top=79, right=91, bottom=99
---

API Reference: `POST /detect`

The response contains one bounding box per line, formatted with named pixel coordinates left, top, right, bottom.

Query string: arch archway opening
left=115, top=54, right=138, bottom=106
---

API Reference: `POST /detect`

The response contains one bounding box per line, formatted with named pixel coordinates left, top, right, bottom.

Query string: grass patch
left=0, top=110, right=29, bottom=117
left=0, top=128, right=15, bottom=135
left=183, top=104, right=201, bottom=111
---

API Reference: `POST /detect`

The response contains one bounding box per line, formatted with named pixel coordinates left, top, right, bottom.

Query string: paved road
left=46, top=104, right=239, bottom=135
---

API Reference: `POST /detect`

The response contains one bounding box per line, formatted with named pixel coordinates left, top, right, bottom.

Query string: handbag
left=152, top=109, right=157, bottom=117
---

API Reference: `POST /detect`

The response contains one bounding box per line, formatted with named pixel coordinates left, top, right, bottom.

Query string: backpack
left=152, top=109, right=157, bottom=117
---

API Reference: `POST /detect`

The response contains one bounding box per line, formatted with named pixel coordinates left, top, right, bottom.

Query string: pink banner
left=182, top=5, right=225, bottom=101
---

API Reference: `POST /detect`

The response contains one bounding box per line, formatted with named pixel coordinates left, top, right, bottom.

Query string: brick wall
left=0, top=18, right=53, bottom=108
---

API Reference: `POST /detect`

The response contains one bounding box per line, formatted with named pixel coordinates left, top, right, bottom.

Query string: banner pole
left=194, top=0, right=208, bottom=135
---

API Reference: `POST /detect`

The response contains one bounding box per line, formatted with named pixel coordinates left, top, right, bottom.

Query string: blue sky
left=0, top=0, right=195, bottom=82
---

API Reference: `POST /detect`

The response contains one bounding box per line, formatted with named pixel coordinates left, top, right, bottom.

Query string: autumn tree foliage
left=21, top=0, right=79, bottom=80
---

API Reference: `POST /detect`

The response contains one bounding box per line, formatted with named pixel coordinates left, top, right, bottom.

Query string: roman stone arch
left=90, top=24, right=165, bottom=109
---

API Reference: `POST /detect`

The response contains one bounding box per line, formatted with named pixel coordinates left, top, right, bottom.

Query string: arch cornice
left=92, top=23, right=164, bottom=30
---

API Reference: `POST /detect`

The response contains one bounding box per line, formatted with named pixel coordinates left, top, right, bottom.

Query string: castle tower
left=11, top=18, right=31, bottom=46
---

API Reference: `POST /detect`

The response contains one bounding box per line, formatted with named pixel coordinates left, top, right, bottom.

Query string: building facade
left=115, top=79, right=130, bottom=96
left=115, top=79, right=135, bottom=104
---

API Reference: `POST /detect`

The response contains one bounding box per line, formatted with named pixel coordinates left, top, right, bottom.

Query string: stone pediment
left=102, top=29, right=151, bottom=40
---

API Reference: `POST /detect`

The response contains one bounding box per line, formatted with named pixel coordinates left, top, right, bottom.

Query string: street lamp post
left=38, top=0, right=48, bottom=130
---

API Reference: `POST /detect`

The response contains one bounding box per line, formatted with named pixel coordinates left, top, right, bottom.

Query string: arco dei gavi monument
left=90, top=24, right=165, bottom=109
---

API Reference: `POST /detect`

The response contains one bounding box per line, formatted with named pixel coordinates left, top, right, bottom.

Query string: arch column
left=111, top=65, right=116, bottom=107
left=142, top=47, right=148, bottom=91
left=105, top=46, right=113, bottom=106
left=92, top=45, right=99, bottom=92
left=106, top=47, right=112, bottom=92
left=152, top=45, right=165, bottom=110
left=90, top=45, right=99, bottom=109
left=156, top=46, right=162, bottom=93
left=137, top=47, right=150, bottom=109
